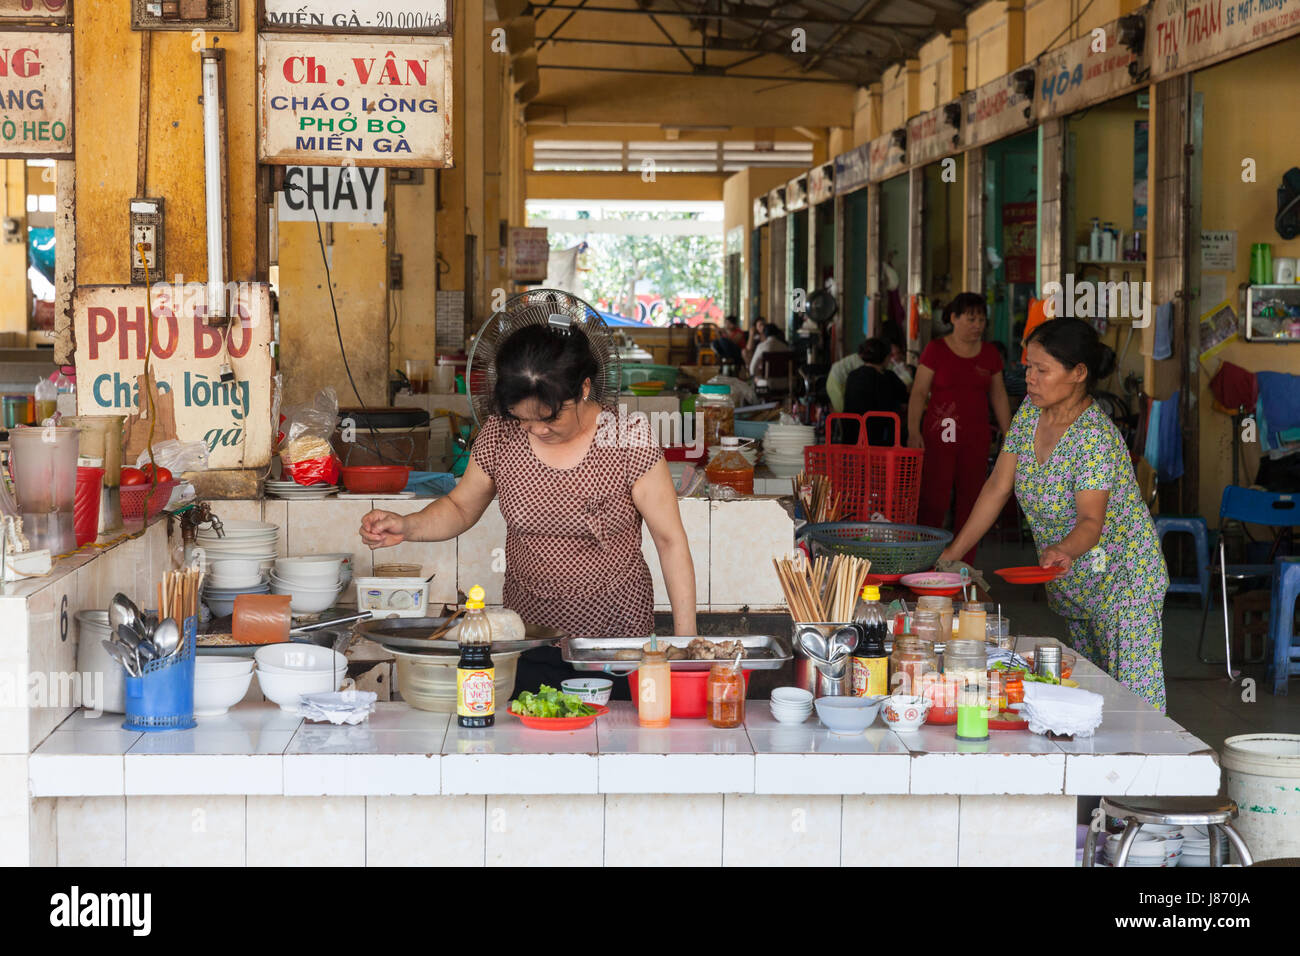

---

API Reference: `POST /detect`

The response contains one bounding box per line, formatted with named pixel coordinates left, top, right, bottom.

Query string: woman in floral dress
left=940, top=318, right=1169, bottom=709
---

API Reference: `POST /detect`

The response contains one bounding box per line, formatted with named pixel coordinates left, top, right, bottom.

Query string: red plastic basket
left=803, top=412, right=922, bottom=524
left=120, top=479, right=177, bottom=522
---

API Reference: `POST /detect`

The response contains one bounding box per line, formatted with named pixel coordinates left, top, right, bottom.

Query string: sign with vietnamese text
left=258, top=33, right=453, bottom=168
left=1037, top=20, right=1142, bottom=120
left=0, top=0, right=68, bottom=18
left=785, top=176, right=807, bottom=212
left=1201, top=229, right=1237, bottom=270
left=809, top=163, right=834, bottom=204
left=962, top=73, right=1035, bottom=149
left=907, top=103, right=961, bottom=166
left=263, top=0, right=448, bottom=33
left=0, top=29, right=71, bottom=158
left=834, top=143, right=870, bottom=195
left=277, top=165, right=385, bottom=224
left=1148, top=0, right=1300, bottom=78
left=508, top=227, right=549, bottom=283
left=767, top=186, right=786, bottom=219
left=73, top=284, right=274, bottom=469
left=868, top=132, right=906, bottom=182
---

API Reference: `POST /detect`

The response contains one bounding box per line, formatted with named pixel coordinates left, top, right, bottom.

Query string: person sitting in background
left=712, top=315, right=744, bottom=367
left=826, top=342, right=867, bottom=412
left=842, top=337, right=909, bottom=446
left=749, top=322, right=792, bottom=391
left=723, top=315, right=747, bottom=350
left=742, top=318, right=766, bottom=368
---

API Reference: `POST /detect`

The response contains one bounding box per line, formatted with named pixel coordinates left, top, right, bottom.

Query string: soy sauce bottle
left=456, top=585, right=495, bottom=728
left=851, top=585, right=889, bottom=697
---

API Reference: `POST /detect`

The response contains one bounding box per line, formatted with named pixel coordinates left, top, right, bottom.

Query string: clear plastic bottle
left=34, top=376, right=56, bottom=423
left=456, top=585, right=495, bottom=728
left=637, top=645, right=672, bottom=727
left=697, top=384, right=734, bottom=446
left=704, top=436, right=754, bottom=495
left=54, top=367, right=76, bottom=417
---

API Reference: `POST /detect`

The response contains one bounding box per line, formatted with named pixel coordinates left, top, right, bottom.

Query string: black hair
left=877, top=319, right=905, bottom=351
left=763, top=322, right=785, bottom=341
left=491, top=323, right=600, bottom=420
left=724, top=315, right=739, bottom=327
left=1025, top=317, right=1117, bottom=391
left=943, top=292, right=987, bottom=326
left=858, top=337, right=890, bottom=364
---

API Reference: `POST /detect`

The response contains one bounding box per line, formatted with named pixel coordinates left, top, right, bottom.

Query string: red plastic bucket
left=74, top=466, right=104, bottom=546
left=627, top=668, right=753, bottom=719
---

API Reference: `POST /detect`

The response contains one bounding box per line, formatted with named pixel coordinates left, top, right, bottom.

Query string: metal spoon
left=108, top=593, right=141, bottom=635
left=152, top=618, right=180, bottom=659
left=101, top=639, right=139, bottom=677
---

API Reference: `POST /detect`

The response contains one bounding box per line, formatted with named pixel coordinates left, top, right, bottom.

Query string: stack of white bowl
left=194, top=657, right=256, bottom=717
left=199, top=520, right=280, bottom=616
left=270, top=556, right=346, bottom=613
left=1177, top=825, right=1228, bottom=866
left=769, top=686, right=813, bottom=724
left=1104, top=830, right=1183, bottom=867
left=762, top=423, right=816, bottom=478
left=254, top=644, right=347, bottom=713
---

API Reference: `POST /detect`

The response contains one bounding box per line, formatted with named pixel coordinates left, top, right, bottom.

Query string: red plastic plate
left=989, top=711, right=1030, bottom=731
left=506, top=701, right=609, bottom=730
left=995, top=565, right=1064, bottom=584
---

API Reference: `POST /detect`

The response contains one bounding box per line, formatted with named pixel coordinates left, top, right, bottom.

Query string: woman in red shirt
left=907, top=293, right=1011, bottom=562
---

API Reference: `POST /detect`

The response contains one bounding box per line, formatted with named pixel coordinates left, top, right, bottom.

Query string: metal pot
left=392, top=648, right=522, bottom=713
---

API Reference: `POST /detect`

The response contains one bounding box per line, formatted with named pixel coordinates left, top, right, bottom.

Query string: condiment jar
left=917, top=595, right=953, bottom=639
left=956, top=602, right=987, bottom=643
left=637, top=646, right=672, bottom=728
left=706, top=662, right=745, bottom=728
left=889, top=637, right=937, bottom=697
left=946, top=639, right=989, bottom=741
left=912, top=608, right=942, bottom=645
left=697, top=384, right=735, bottom=446
left=704, top=436, right=754, bottom=495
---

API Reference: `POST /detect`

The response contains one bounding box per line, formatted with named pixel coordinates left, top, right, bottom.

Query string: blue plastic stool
left=1155, top=516, right=1210, bottom=607
left=1268, top=558, right=1300, bottom=696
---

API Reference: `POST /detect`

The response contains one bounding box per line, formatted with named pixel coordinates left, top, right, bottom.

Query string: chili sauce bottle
left=456, top=585, right=495, bottom=728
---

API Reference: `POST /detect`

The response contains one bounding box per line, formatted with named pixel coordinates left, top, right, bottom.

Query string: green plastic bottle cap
left=699, top=384, right=732, bottom=394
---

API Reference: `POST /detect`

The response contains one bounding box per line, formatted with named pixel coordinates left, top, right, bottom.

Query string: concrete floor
left=975, top=537, right=1300, bottom=754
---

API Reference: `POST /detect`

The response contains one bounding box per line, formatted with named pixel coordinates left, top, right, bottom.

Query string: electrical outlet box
left=129, top=198, right=165, bottom=284
left=132, top=0, right=237, bottom=30
left=389, top=254, right=404, bottom=290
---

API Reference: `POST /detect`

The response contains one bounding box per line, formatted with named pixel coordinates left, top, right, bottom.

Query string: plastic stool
left=1267, top=558, right=1300, bottom=697
left=1154, top=516, right=1210, bottom=606
left=1084, top=797, right=1254, bottom=868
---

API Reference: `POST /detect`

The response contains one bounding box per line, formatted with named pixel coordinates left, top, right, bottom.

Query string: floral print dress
left=1003, top=401, right=1169, bottom=710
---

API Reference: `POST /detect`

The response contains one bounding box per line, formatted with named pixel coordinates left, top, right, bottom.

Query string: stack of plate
left=1177, top=825, right=1228, bottom=866
left=762, top=423, right=815, bottom=477
left=198, top=520, right=279, bottom=617
left=1103, top=831, right=1182, bottom=867
left=265, top=479, right=338, bottom=499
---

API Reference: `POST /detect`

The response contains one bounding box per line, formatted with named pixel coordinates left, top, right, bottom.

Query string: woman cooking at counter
left=938, top=318, right=1169, bottom=710
left=359, top=323, right=697, bottom=693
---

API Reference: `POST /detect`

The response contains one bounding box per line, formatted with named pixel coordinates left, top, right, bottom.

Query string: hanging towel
left=1152, top=301, right=1174, bottom=360
left=1209, top=361, right=1259, bottom=412
left=1258, top=371, right=1300, bottom=436
left=1143, top=398, right=1162, bottom=475
left=1156, top=390, right=1184, bottom=482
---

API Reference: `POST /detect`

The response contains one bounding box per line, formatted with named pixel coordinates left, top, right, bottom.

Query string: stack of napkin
left=299, top=689, right=378, bottom=726
left=1022, top=682, right=1104, bottom=737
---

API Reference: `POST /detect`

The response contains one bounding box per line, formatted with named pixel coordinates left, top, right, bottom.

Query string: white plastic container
left=1222, top=733, right=1300, bottom=863
left=354, top=576, right=430, bottom=619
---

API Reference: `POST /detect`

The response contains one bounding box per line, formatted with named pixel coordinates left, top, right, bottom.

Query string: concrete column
left=964, top=148, right=986, bottom=293
left=1038, top=118, right=1067, bottom=292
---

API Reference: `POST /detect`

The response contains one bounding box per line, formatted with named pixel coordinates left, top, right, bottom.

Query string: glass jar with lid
left=956, top=602, right=987, bottom=643
left=945, top=639, right=989, bottom=740
left=912, top=608, right=943, bottom=644
left=697, top=384, right=735, bottom=447
left=889, top=636, right=937, bottom=697
left=706, top=661, right=746, bottom=728
left=916, top=595, right=953, bottom=639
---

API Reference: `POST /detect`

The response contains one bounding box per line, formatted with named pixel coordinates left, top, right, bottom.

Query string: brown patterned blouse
left=470, top=406, right=663, bottom=640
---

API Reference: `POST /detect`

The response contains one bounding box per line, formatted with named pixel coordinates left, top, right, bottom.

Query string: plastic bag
left=278, top=386, right=341, bottom=486
left=135, top=439, right=209, bottom=474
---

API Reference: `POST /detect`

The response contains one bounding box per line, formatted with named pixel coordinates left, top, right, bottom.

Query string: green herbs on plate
left=510, top=684, right=597, bottom=718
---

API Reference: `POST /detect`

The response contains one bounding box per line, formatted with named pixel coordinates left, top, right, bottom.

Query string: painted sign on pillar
left=72, top=284, right=274, bottom=469
left=1148, top=0, right=1300, bottom=78
left=868, top=132, right=906, bottom=182
left=258, top=33, right=454, bottom=167
left=277, top=165, right=386, bottom=224
left=809, top=163, right=834, bottom=204
left=508, top=227, right=549, bottom=283
left=1036, top=19, right=1143, bottom=120
left=0, top=1, right=68, bottom=18
left=962, top=71, right=1035, bottom=150
left=834, top=143, right=870, bottom=196
left=0, top=29, right=72, bottom=158
left=907, top=102, right=962, bottom=166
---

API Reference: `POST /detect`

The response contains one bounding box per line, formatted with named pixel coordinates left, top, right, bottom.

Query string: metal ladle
left=152, top=618, right=181, bottom=659
left=109, top=593, right=142, bottom=635
left=102, top=639, right=139, bottom=678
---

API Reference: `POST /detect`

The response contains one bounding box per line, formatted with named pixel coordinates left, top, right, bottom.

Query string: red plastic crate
left=803, top=412, right=922, bottom=524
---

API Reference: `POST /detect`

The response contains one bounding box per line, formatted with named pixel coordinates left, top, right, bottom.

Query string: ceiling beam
left=536, top=63, right=855, bottom=83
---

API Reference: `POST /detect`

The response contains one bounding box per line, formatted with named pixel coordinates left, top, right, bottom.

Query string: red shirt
left=918, top=338, right=1003, bottom=440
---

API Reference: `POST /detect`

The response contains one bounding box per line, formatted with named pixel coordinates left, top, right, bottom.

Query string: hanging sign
left=73, top=284, right=275, bottom=469
left=0, top=1, right=68, bottom=18
left=809, top=163, right=834, bottom=204
left=834, top=142, right=870, bottom=195
left=1036, top=19, right=1142, bottom=120
left=962, top=72, right=1035, bottom=150
left=785, top=175, right=808, bottom=212
left=262, top=0, right=449, bottom=33
left=0, top=29, right=72, bottom=158
left=1148, top=0, right=1300, bottom=79
left=258, top=33, right=453, bottom=168
left=868, top=131, right=906, bottom=182
left=907, top=103, right=961, bottom=166
left=277, top=165, right=385, bottom=223
left=508, top=227, right=549, bottom=283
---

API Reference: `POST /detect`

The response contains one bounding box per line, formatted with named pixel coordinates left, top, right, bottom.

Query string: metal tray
left=562, top=635, right=791, bottom=673
left=356, top=616, right=565, bottom=655
left=196, top=628, right=352, bottom=657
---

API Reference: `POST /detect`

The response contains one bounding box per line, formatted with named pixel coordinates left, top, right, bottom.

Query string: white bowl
left=269, top=578, right=343, bottom=614
left=207, top=555, right=269, bottom=576
left=771, top=687, right=814, bottom=705
left=815, top=696, right=883, bottom=734
left=196, top=658, right=255, bottom=678
left=203, top=595, right=237, bottom=617
left=561, top=678, right=613, bottom=705
left=274, top=556, right=345, bottom=585
left=255, top=667, right=340, bottom=713
left=194, top=670, right=255, bottom=717
left=255, top=644, right=347, bottom=673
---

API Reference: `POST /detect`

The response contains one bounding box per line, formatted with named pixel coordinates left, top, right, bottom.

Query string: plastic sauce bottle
left=851, top=585, right=889, bottom=697
left=456, top=585, right=495, bottom=728
left=637, top=644, right=672, bottom=728
left=704, top=436, right=754, bottom=496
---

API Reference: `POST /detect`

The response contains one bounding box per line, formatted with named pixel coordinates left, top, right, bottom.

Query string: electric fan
left=465, top=288, right=622, bottom=425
